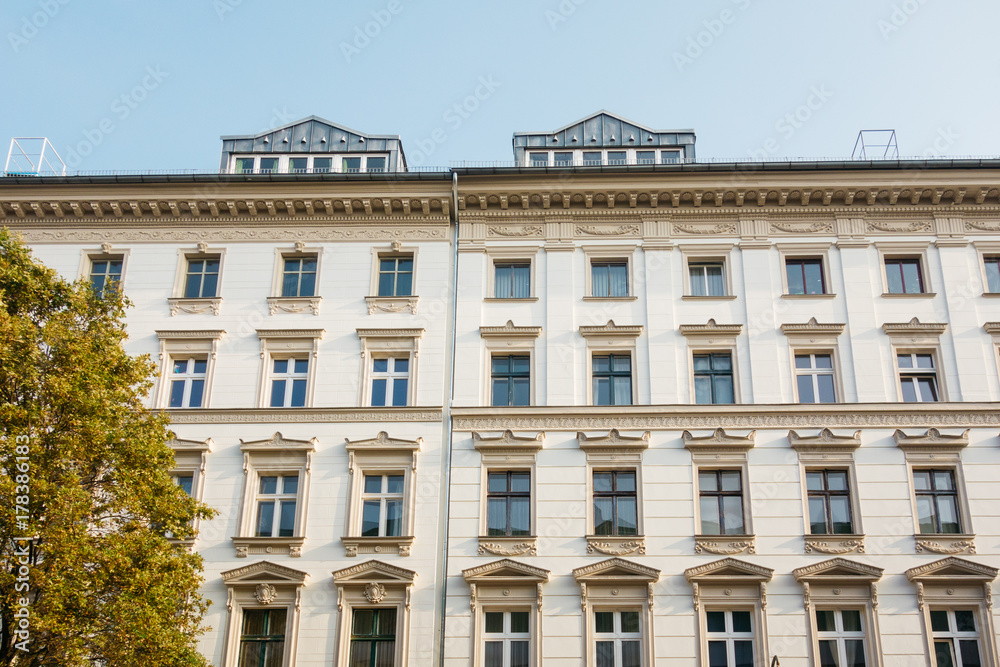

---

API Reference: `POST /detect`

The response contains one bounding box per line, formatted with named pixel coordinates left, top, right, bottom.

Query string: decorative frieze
left=915, top=535, right=976, bottom=555
left=694, top=535, right=756, bottom=555
left=804, top=535, right=865, bottom=555
left=586, top=536, right=646, bottom=556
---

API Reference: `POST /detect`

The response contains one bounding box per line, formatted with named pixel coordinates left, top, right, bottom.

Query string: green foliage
left=0, top=228, right=215, bottom=666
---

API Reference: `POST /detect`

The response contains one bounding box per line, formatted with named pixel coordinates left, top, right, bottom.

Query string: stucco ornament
left=254, top=583, right=278, bottom=605
left=364, top=582, right=387, bottom=604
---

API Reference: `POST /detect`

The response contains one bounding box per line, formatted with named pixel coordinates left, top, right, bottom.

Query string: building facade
left=2, top=112, right=999, bottom=666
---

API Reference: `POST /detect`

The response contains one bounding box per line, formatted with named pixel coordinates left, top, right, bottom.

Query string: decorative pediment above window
left=573, top=558, right=660, bottom=611
left=356, top=328, right=424, bottom=357
left=463, top=558, right=550, bottom=584
left=684, top=557, right=774, bottom=583
left=882, top=317, right=947, bottom=344
left=780, top=318, right=845, bottom=340
left=905, top=557, right=998, bottom=612
left=332, top=560, right=417, bottom=613
left=345, top=431, right=422, bottom=474
left=905, top=556, right=999, bottom=583
left=577, top=429, right=650, bottom=453
left=579, top=320, right=644, bottom=339
left=793, top=558, right=883, bottom=583
left=893, top=427, right=969, bottom=451
left=156, top=329, right=226, bottom=358
left=679, top=319, right=743, bottom=340
left=793, top=558, right=883, bottom=610
left=333, top=559, right=417, bottom=586
left=789, top=428, right=861, bottom=452
left=167, top=435, right=213, bottom=453
left=573, top=557, right=660, bottom=583
left=240, top=432, right=318, bottom=453
left=683, top=428, right=756, bottom=452
left=472, top=430, right=544, bottom=453
left=222, top=560, right=310, bottom=587
left=480, top=320, right=543, bottom=339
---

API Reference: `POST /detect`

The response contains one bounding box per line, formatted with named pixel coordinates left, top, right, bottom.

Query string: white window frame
left=480, top=322, right=542, bottom=408
left=267, top=242, right=323, bottom=315
left=78, top=244, right=130, bottom=296
left=929, top=608, right=988, bottom=667
left=679, top=244, right=736, bottom=299
left=332, top=560, right=416, bottom=667
left=473, top=430, right=544, bottom=556
left=777, top=243, right=835, bottom=298
left=166, top=436, right=212, bottom=547
left=704, top=608, right=757, bottom=667
left=580, top=321, right=643, bottom=406
left=234, top=432, right=316, bottom=558
left=593, top=609, right=644, bottom=667
left=485, top=247, right=539, bottom=301
left=252, top=472, right=300, bottom=538
left=360, top=472, right=405, bottom=537
left=583, top=245, right=637, bottom=300
left=220, top=561, right=307, bottom=667
left=368, top=356, right=411, bottom=407
left=268, top=356, right=311, bottom=408
left=524, top=148, right=686, bottom=167
left=342, top=432, right=421, bottom=557
left=680, top=321, right=744, bottom=405
left=792, top=351, right=840, bottom=404
left=973, top=241, right=1000, bottom=297
left=876, top=241, right=935, bottom=297
left=781, top=321, right=846, bottom=404
left=579, top=430, right=649, bottom=556
left=366, top=241, right=420, bottom=314
left=255, top=329, right=323, bottom=409
left=229, top=153, right=391, bottom=174
left=684, top=429, right=756, bottom=555
left=154, top=330, right=224, bottom=409
left=357, top=328, right=423, bottom=408
left=882, top=319, right=949, bottom=403
left=168, top=242, right=225, bottom=316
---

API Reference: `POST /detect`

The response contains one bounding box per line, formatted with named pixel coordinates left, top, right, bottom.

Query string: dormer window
left=228, top=154, right=390, bottom=174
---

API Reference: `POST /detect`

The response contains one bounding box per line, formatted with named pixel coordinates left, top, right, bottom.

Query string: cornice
left=345, top=431, right=422, bottom=452
left=679, top=319, right=743, bottom=338
left=240, top=431, right=318, bottom=452
left=579, top=320, right=643, bottom=339
left=683, top=428, right=756, bottom=451
left=577, top=429, right=650, bottom=451
left=167, top=436, right=213, bottom=452
left=472, top=430, right=545, bottom=452
left=450, top=403, right=1000, bottom=431
left=572, top=557, right=661, bottom=582
left=984, top=322, right=1000, bottom=336
left=788, top=428, right=862, bottom=451
left=882, top=317, right=948, bottom=337
left=256, top=328, right=325, bottom=339
left=893, top=427, right=970, bottom=450
left=480, top=320, right=543, bottom=339
left=356, top=328, right=425, bottom=339
left=792, top=558, right=883, bottom=582
left=156, top=329, right=226, bottom=340
left=332, top=559, right=417, bottom=583
left=905, top=557, right=998, bottom=582
left=780, top=318, right=846, bottom=337
left=167, top=407, right=443, bottom=424
left=222, top=560, right=309, bottom=584
left=462, top=559, right=550, bottom=582
left=684, top=557, right=774, bottom=582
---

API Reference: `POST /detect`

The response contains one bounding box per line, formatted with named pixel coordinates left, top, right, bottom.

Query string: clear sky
left=3, top=0, right=999, bottom=172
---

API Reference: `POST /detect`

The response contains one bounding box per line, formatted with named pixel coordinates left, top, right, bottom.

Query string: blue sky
left=3, top=0, right=998, bottom=172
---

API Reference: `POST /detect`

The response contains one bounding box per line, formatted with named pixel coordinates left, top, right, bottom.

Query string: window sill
left=804, top=534, right=865, bottom=555
left=478, top=535, right=537, bottom=556
left=365, top=295, right=419, bottom=315
left=267, top=296, right=321, bottom=315
left=585, top=535, right=645, bottom=556
left=484, top=297, right=539, bottom=302
left=681, top=295, right=737, bottom=301
left=232, top=536, right=305, bottom=558
left=583, top=296, right=638, bottom=301
left=915, top=533, right=975, bottom=555
left=694, top=534, right=756, bottom=555
left=342, top=535, right=414, bottom=557
left=881, top=292, right=937, bottom=298
left=781, top=293, right=836, bottom=299
left=168, top=297, right=221, bottom=316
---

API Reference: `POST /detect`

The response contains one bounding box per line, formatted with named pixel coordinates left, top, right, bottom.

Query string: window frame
left=332, top=560, right=416, bottom=667
left=78, top=244, right=130, bottom=298
left=474, top=430, right=544, bottom=556
left=929, top=608, right=988, bottom=667
left=366, top=242, right=420, bottom=314
left=168, top=243, right=225, bottom=316
left=973, top=241, right=1000, bottom=297
left=234, top=432, right=316, bottom=558
left=582, top=245, right=637, bottom=300
left=777, top=243, right=835, bottom=298
left=268, top=243, right=323, bottom=315
left=357, top=328, right=423, bottom=408
left=228, top=153, right=391, bottom=174
left=255, top=329, right=324, bottom=409
left=590, top=352, right=634, bottom=407
left=883, top=319, right=948, bottom=403
left=523, top=147, right=686, bottom=167
left=580, top=321, right=643, bottom=407
left=684, top=429, right=756, bottom=555
left=368, top=355, right=411, bottom=408
left=580, top=429, right=649, bottom=556
left=792, top=351, right=840, bottom=404
left=480, top=322, right=542, bottom=408
left=342, top=432, right=421, bottom=557
left=780, top=321, right=847, bottom=404
left=680, top=244, right=736, bottom=300
left=490, top=354, right=532, bottom=407
left=692, top=351, right=736, bottom=405
left=680, top=321, right=743, bottom=405
left=484, top=247, right=540, bottom=302
left=876, top=242, right=935, bottom=297
left=155, top=330, right=225, bottom=410
left=166, top=436, right=212, bottom=547
left=697, top=468, right=747, bottom=537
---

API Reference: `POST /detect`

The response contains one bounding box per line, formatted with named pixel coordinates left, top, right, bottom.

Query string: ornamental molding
left=678, top=319, right=743, bottom=338
left=480, top=320, right=543, bottom=339
left=770, top=221, right=834, bottom=233
left=363, top=582, right=387, bottom=603
left=167, top=297, right=221, bottom=316
left=780, top=318, right=846, bottom=337
left=674, top=223, right=738, bottom=235
left=254, top=583, right=278, bottom=605
left=10, top=224, right=449, bottom=244
left=169, top=407, right=443, bottom=424
left=575, top=224, right=641, bottom=236
left=487, top=225, right=543, bottom=237
left=967, top=220, right=1000, bottom=231
left=240, top=431, right=318, bottom=452
left=364, top=295, right=419, bottom=315
left=893, top=427, right=969, bottom=450
left=332, top=559, right=417, bottom=584
left=792, top=557, right=883, bottom=581
left=356, top=327, right=425, bottom=339
left=789, top=429, right=861, bottom=451
left=804, top=536, right=866, bottom=555
left=573, top=557, right=661, bottom=583
left=694, top=536, right=756, bottom=555
left=472, top=430, right=545, bottom=453
left=477, top=540, right=537, bottom=557
left=578, top=320, right=644, bottom=339
left=881, top=317, right=948, bottom=338
left=683, top=428, right=756, bottom=451
left=684, top=557, right=774, bottom=582
left=166, top=436, right=213, bottom=453
left=462, top=558, right=550, bottom=582
left=905, top=556, right=998, bottom=582
left=342, top=536, right=414, bottom=558
left=586, top=537, right=646, bottom=556
left=577, top=429, right=650, bottom=452
left=985, top=322, right=1000, bottom=336
left=345, top=431, right=422, bottom=452
left=222, top=560, right=309, bottom=585
left=915, top=536, right=977, bottom=555
left=450, top=404, right=1000, bottom=431
left=255, top=328, right=325, bottom=340
left=267, top=296, right=321, bottom=316
left=156, top=329, right=226, bottom=340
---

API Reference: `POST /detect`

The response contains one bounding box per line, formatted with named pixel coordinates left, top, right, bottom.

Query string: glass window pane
left=934, top=471, right=955, bottom=490
left=395, top=272, right=412, bottom=296
left=595, top=611, right=614, bottom=633
left=708, top=641, right=728, bottom=667
left=795, top=354, right=813, bottom=369
left=385, top=499, right=402, bottom=536
left=595, top=641, right=614, bottom=667
left=391, top=378, right=408, bottom=406
left=510, top=472, right=530, bottom=493
left=609, top=264, right=628, bottom=296
left=845, top=639, right=867, bottom=667
left=484, top=611, right=504, bottom=634
left=916, top=496, right=938, bottom=534
left=294, top=358, right=308, bottom=373
left=512, top=378, right=530, bottom=406
left=700, top=496, right=721, bottom=535
left=313, top=157, right=331, bottom=172
left=918, top=377, right=939, bottom=402
left=616, top=497, right=638, bottom=535
left=934, top=641, right=956, bottom=667
left=694, top=375, right=713, bottom=404
left=620, top=611, right=640, bottom=633
left=713, top=375, right=735, bottom=404
left=913, top=471, right=931, bottom=491
left=720, top=471, right=741, bottom=492
left=831, top=496, right=853, bottom=534
left=706, top=611, right=726, bottom=633
left=273, top=359, right=288, bottom=373
left=371, top=378, right=387, bottom=406
left=367, top=157, right=386, bottom=172
left=169, top=381, right=185, bottom=408
left=930, top=610, right=951, bottom=632
left=278, top=500, right=296, bottom=537
left=959, top=640, right=982, bottom=667
left=955, top=610, right=977, bottom=632
left=815, top=354, right=833, bottom=369
left=487, top=473, right=508, bottom=494
left=255, top=501, right=274, bottom=536
left=902, top=261, right=923, bottom=293
left=259, top=476, right=278, bottom=494
left=187, top=379, right=204, bottom=405
left=806, top=471, right=825, bottom=491
left=805, top=261, right=825, bottom=294
left=283, top=475, right=299, bottom=494
left=492, top=378, right=510, bottom=405
left=787, top=262, right=805, bottom=295
left=510, top=611, right=529, bottom=634
left=616, top=471, right=636, bottom=492
left=734, top=640, right=755, bottom=667
left=510, top=497, right=530, bottom=535
left=554, top=152, right=573, bottom=166
left=387, top=475, right=404, bottom=494
left=621, top=641, right=641, bottom=667
left=937, top=496, right=960, bottom=533
left=486, top=498, right=507, bottom=536
left=483, top=641, right=503, bottom=667
left=361, top=500, right=381, bottom=536
left=817, top=374, right=837, bottom=403
left=592, top=264, right=609, bottom=297
left=816, top=609, right=836, bottom=632
left=809, top=497, right=830, bottom=534
left=290, top=379, right=306, bottom=407
left=270, top=380, right=286, bottom=407
left=797, top=374, right=816, bottom=403
left=818, top=640, right=839, bottom=667
left=593, top=497, right=613, bottom=535
left=897, top=353, right=914, bottom=369
left=827, top=470, right=848, bottom=491
left=193, top=359, right=207, bottom=373
left=700, top=471, right=719, bottom=492
left=594, top=472, right=613, bottom=493
left=732, top=611, right=752, bottom=633
left=842, top=610, right=863, bottom=632
left=364, top=475, right=382, bottom=494
left=722, top=496, right=745, bottom=534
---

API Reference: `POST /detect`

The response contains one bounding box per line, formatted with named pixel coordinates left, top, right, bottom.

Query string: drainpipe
left=437, top=170, right=460, bottom=666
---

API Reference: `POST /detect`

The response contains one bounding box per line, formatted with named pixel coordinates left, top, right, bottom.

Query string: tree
left=0, top=228, right=215, bottom=666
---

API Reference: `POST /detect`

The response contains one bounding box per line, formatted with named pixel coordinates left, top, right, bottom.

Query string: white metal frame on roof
left=5, top=137, right=66, bottom=176
left=512, top=109, right=695, bottom=137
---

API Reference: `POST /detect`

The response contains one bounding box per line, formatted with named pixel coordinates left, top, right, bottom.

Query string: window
left=583, top=151, right=602, bottom=166
left=370, top=357, right=409, bottom=407
left=281, top=256, right=316, bottom=297
left=484, top=610, right=530, bottom=667
left=807, top=470, right=854, bottom=535
left=595, top=610, right=641, bottom=667
left=694, top=353, right=735, bottom=405
left=254, top=474, right=298, bottom=538
left=699, top=470, right=745, bottom=536
left=491, top=355, right=530, bottom=407
left=554, top=152, right=573, bottom=167
left=89, top=256, right=122, bottom=297
left=591, top=261, right=629, bottom=297
left=169, top=358, right=207, bottom=408
left=184, top=256, right=220, bottom=298
left=661, top=150, right=682, bottom=164
left=342, top=156, right=362, bottom=173
left=984, top=256, right=1000, bottom=293
left=898, top=352, right=939, bottom=402
left=173, top=472, right=194, bottom=497
left=343, top=432, right=420, bottom=557
left=238, top=608, right=286, bottom=667
left=592, top=354, right=632, bottom=406
left=930, top=609, right=984, bottom=667
left=166, top=436, right=211, bottom=546
left=786, top=258, right=826, bottom=295
left=636, top=151, right=655, bottom=165
left=607, top=151, right=627, bottom=166
left=230, top=154, right=390, bottom=174
left=593, top=471, right=637, bottom=537
left=884, top=257, right=925, bottom=294
left=361, top=473, right=404, bottom=537
left=348, top=608, right=397, bottom=666
left=367, top=156, right=386, bottom=172
left=269, top=357, right=309, bottom=408
left=914, top=470, right=961, bottom=534
left=689, top=262, right=726, bottom=297
left=494, top=262, right=531, bottom=299
left=706, top=610, right=755, bottom=667
left=814, top=609, right=868, bottom=667
left=487, top=471, right=530, bottom=536
left=795, top=353, right=837, bottom=404
left=378, top=255, right=413, bottom=297
left=529, top=152, right=548, bottom=167
left=234, top=157, right=255, bottom=173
